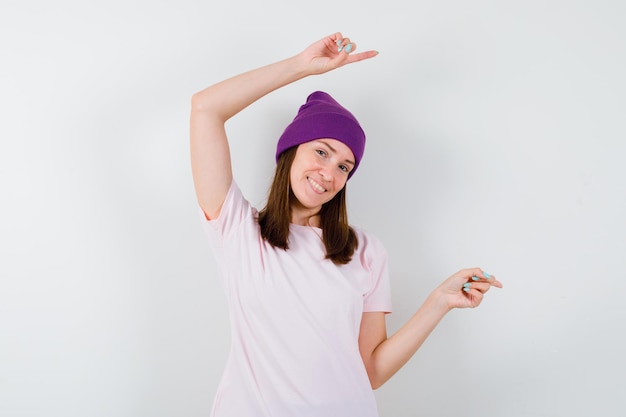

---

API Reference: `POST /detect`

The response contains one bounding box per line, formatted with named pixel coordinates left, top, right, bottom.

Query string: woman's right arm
left=190, top=32, right=378, bottom=219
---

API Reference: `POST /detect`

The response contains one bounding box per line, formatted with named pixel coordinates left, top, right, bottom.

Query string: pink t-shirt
left=201, top=181, right=392, bottom=417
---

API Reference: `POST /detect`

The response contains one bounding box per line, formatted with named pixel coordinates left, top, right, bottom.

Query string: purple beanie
left=275, top=91, right=365, bottom=179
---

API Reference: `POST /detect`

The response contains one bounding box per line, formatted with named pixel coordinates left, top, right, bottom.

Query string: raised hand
left=297, top=32, right=379, bottom=75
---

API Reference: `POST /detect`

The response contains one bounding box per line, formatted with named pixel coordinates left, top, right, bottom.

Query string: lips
left=307, top=177, right=327, bottom=193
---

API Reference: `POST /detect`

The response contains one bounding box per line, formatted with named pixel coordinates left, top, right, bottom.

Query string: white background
left=1, top=1, right=625, bottom=416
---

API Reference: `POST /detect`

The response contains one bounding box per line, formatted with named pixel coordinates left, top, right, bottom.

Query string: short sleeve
left=198, top=180, right=255, bottom=249
left=359, top=231, right=393, bottom=314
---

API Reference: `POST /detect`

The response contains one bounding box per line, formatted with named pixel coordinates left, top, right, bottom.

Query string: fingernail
left=484, top=272, right=492, bottom=279
left=338, top=45, right=344, bottom=52
left=463, top=283, right=472, bottom=289
left=463, top=287, right=471, bottom=292
left=336, top=39, right=342, bottom=46
left=345, top=43, right=353, bottom=53
left=471, top=276, right=480, bottom=281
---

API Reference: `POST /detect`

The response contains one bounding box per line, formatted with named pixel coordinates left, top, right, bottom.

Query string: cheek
left=289, top=161, right=301, bottom=183
left=290, top=155, right=313, bottom=177
left=335, top=177, right=348, bottom=190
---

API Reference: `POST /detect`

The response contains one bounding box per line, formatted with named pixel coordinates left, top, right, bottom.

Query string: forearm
left=190, top=32, right=377, bottom=217
left=189, top=53, right=311, bottom=217
left=360, top=268, right=502, bottom=389
left=191, top=54, right=310, bottom=121
left=369, top=292, right=451, bottom=388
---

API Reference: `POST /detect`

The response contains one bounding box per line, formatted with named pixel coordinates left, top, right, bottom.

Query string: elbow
left=365, top=369, right=387, bottom=390
left=190, top=91, right=228, bottom=122
left=362, top=353, right=389, bottom=390
left=369, top=376, right=385, bottom=390
left=190, top=92, right=208, bottom=112
left=190, top=89, right=221, bottom=113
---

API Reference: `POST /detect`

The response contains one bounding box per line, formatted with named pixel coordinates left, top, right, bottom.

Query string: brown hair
left=257, top=147, right=358, bottom=265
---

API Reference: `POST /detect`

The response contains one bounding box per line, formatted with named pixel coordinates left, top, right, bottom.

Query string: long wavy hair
left=257, top=146, right=358, bottom=265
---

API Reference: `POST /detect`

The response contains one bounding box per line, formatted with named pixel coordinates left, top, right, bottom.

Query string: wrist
left=283, top=54, right=315, bottom=78
left=424, top=288, right=453, bottom=316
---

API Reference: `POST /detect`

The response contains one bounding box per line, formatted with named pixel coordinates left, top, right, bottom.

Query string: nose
left=319, top=166, right=333, bottom=182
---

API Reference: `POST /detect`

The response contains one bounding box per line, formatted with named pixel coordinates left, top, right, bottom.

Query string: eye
left=339, top=164, right=349, bottom=173
left=316, top=149, right=327, bottom=157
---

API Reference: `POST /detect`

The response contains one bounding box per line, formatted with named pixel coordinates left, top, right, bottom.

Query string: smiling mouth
left=307, top=177, right=327, bottom=193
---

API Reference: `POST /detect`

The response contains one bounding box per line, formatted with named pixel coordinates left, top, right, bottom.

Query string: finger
left=491, top=278, right=504, bottom=288
left=331, top=39, right=365, bottom=67
left=330, top=32, right=344, bottom=43
left=476, top=272, right=503, bottom=289
left=468, top=275, right=503, bottom=290
left=466, top=269, right=497, bottom=283
left=462, top=287, right=485, bottom=307
left=460, top=267, right=485, bottom=279
left=463, top=281, right=491, bottom=294
left=332, top=35, right=379, bottom=63
left=336, top=37, right=352, bottom=52
left=345, top=50, right=379, bottom=64
left=326, top=33, right=341, bottom=49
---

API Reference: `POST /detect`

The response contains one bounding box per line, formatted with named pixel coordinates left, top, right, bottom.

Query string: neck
left=291, top=206, right=321, bottom=227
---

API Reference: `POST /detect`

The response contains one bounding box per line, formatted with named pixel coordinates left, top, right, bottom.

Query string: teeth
left=308, top=177, right=326, bottom=192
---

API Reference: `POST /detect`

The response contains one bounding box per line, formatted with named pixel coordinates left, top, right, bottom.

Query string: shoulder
left=352, top=225, right=384, bottom=246
left=200, top=180, right=259, bottom=236
left=347, top=226, right=391, bottom=294
left=351, top=225, right=388, bottom=260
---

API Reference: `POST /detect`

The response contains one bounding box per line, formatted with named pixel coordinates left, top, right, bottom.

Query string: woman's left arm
left=358, top=268, right=503, bottom=389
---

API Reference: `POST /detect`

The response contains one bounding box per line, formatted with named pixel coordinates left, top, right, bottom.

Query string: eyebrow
left=317, top=140, right=355, bottom=166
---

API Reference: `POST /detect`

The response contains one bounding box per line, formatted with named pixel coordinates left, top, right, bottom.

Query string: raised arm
left=190, top=32, right=378, bottom=219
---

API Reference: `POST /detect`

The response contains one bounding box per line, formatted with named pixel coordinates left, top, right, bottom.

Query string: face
left=289, top=138, right=355, bottom=219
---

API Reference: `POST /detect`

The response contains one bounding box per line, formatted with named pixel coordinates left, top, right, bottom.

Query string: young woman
left=190, top=32, right=503, bottom=417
